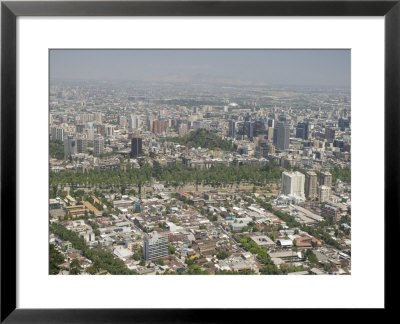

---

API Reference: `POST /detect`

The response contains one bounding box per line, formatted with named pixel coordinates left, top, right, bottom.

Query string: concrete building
left=319, top=185, right=331, bottom=202
left=296, top=122, right=309, bottom=140
left=320, top=171, right=333, bottom=188
left=63, top=135, right=76, bottom=158
left=281, top=171, right=305, bottom=198
left=130, top=136, right=143, bottom=158
left=228, top=120, right=236, bottom=138
left=94, top=135, right=104, bottom=155
left=305, top=171, right=318, bottom=199
left=274, top=122, right=290, bottom=151
left=76, top=137, right=87, bottom=154
left=322, top=204, right=342, bottom=221
left=144, top=231, right=168, bottom=261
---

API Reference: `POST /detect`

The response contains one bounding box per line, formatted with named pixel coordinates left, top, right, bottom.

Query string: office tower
left=228, top=120, right=236, bottom=138
left=267, top=119, right=275, bottom=128
left=305, top=171, right=318, bottom=199
left=281, top=171, right=305, bottom=197
left=94, top=135, right=104, bottom=155
left=105, top=125, right=114, bottom=137
left=143, top=231, right=168, bottom=261
left=320, top=171, right=332, bottom=187
left=76, top=137, right=87, bottom=154
left=153, top=119, right=166, bottom=134
left=325, top=127, right=335, bottom=142
left=253, top=120, right=267, bottom=137
left=275, top=122, right=290, bottom=151
left=296, top=122, right=309, bottom=140
left=63, top=135, right=77, bottom=158
left=255, top=138, right=275, bottom=158
left=51, top=126, right=64, bottom=141
left=319, top=185, right=331, bottom=202
left=129, top=114, right=138, bottom=131
left=267, top=127, right=274, bottom=142
left=130, top=137, right=143, bottom=158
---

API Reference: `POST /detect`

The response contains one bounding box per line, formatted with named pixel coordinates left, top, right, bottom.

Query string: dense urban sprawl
left=49, top=81, right=351, bottom=275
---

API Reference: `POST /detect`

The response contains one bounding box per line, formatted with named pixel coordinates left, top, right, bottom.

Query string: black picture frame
left=1, top=0, right=398, bottom=322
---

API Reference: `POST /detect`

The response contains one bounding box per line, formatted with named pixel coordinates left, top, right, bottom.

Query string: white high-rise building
left=319, top=185, right=331, bottom=203
left=129, top=114, right=138, bottom=131
left=281, top=171, right=305, bottom=198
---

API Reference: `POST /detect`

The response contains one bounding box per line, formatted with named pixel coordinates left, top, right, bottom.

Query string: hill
left=167, top=129, right=234, bottom=151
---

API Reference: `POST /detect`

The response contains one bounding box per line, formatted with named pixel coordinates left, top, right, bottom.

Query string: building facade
left=320, top=171, right=333, bottom=188
left=130, top=136, right=143, bottom=158
left=281, top=171, right=305, bottom=198
left=305, top=171, right=318, bottom=199
left=94, top=135, right=104, bottom=155
left=144, top=231, right=168, bottom=261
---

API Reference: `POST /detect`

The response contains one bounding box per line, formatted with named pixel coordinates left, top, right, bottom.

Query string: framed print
left=1, top=0, right=399, bottom=322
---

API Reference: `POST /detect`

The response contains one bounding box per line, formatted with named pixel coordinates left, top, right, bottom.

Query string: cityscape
left=49, top=50, right=351, bottom=275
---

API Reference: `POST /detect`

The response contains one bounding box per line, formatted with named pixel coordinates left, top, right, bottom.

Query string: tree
left=69, top=259, right=82, bottom=275
left=156, top=259, right=164, bottom=266
left=86, top=264, right=99, bottom=275
left=216, top=251, right=228, bottom=260
left=49, top=244, right=64, bottom=275
left=168, top=244, right=176, bottom=255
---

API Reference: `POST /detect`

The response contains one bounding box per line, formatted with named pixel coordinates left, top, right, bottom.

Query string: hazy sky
left=50, top=49, right=350, bottom=87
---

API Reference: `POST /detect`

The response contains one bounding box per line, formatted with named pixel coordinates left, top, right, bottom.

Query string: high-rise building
left=281, top=171, right=305, bottom=198
left=51, top=126, right=64, bottom=141
left=129, top=114, right=138, bottom=131
left=319, top=185, right=331, bottom=202
left=325, top=127, right=335, bottom=142
left=275, top=122, right=290, bottom=151
left=267, top=127, right=274, bottom=142
left=118, top=115, right=127, bottom=128
left=296, top=122, right=309, bottom=140
left=105, top=125, right=114, bottom=137
left=76, top=137, right=87, bottom=154
left=320, top=171, right=332, bottom=187
left=255, top=138, right=275, bottom=158
left=63, top=135, right=77, bottom=158
left=253, top=120, right=267, bottom=137
left=130, top=137, right=143, bottom=158
left=144, top=231, right=168, bottom=261
left=305, top=171, right=318, bottom=199
left=228, top=120, right=236, bottom=138
left=94, top=135, right=104, bottom=155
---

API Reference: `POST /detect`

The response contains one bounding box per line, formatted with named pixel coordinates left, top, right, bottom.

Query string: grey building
left=144, top=231, right=168, bottom=261
left=305, top=171, right=318, bottom=199
left=274, top=122, right=290, bottom=151
left=64, top=135, right=76, bottom=158
left=94, top=135, right=104, bottom=155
